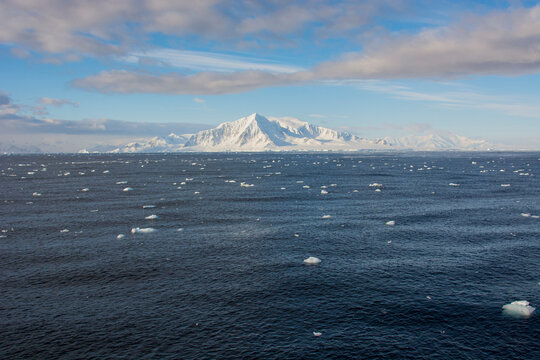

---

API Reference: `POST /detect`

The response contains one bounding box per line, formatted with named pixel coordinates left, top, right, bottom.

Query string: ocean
left=1, top=152, right=539, bottom=359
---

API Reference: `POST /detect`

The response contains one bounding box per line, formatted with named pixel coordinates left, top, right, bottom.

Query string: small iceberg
left=369, top=183, right=383, bottom=188
left=321, top=190, right=328, bottom=194
left=322, top=215, right=331, bottom=219
left=375, top=188, right=381, bottom=192
left=240, top=182, right=254, bottom=187
left=448, top=183, right=460, bottom=186
left=502, top=300, right=535, bottom=318
left=145, top=214, right=159, bottom=220
left=117, top=234, right=125, bottom=239
left=81, top=188, right=89, bottom=192
left=32, top=192, right=41, bottom=196
left=304, top=257, right=321, bottom=265
left=123, top=187, right=133, bottom=192
left=386, top=220, right=395, bottom=226
left=313, top=332, right=322, bottom=337
left=60, top=229, right=69, bottom=233
left=131, top=227, right=156, bottom=234
left=521, top=213, right=531, bottom=218
left=142, top=205, right=156, bottom=209
left=501, top=184, right=511, bottom=187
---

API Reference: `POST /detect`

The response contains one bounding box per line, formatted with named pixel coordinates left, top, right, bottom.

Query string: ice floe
left=304, top=256, right=321, bottom=265
left=501, top=184, right=511, bottom=187
left=131, top=227, right=156, bottom=234
left=322, top=215, right=331, bottom=219
left=117, top=234, right=125, bottom=239
left=386, top=220, right=395, bottom=226
left=369, top=183, right=383, bottom=188
left=240, top=182, right=254, bottom=187
left=81, top=188, right=89, bottom=192
left=60, top=229, right=70, bottom=233
left=145, top=214, right=159, bottom=220
left=142, top=205, right=156, bottom=209
left=313, top=332, right=322, bottom=337
left=448, top=183, right=460, bottom=186
left=321, top=190, right=328, bottom=194
left=502, top=300, right=535, bottom=318
left=123, top=187, right=133, bottom=192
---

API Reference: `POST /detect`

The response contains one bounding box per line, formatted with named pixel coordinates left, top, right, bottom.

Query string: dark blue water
left=1, top=153, right=539, bottom=359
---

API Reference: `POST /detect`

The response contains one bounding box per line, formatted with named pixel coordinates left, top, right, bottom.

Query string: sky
left=1, top=0, right=540, bottom=151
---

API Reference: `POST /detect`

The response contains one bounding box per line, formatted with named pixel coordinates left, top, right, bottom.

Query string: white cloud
left=314, top=5, right=540, bottom=78
left=194, top=97, right=205, bottom=103
left=122, top=49, right=303, bottom=73
left=39, top=97, right=79, bottom=107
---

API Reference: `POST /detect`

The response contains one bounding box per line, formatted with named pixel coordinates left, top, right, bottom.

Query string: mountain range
left=78, top=113, right=493, bottom=153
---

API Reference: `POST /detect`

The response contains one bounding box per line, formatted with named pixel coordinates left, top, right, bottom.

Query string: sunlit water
left=1, top=153, right=539, bottom=359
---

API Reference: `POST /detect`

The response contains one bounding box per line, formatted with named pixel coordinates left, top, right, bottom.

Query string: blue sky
left=1, top=0, right=540, bottom=150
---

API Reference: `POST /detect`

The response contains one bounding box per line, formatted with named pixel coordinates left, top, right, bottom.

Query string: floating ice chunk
left=131, top=227, right=156, bottom=234
left=386, top=220, right=395, bottom=226
left=280, top=187, right=286, bottom=190
left=303, top=185, right=310, bottom=189
left=321, top=190, right=328, bottom=194
left=375, top=189, right=381, bottom=192
left=123, top=187, right=133, bottom=192
left=313, top=332, right=322, bottom=337
left=521, top=213, right=531, bottom=217
left=532, top=215, right=540, bottom=219
left=322, top=215, right=331, bottom=219
left=353, top=189, right=359, bottom=192
left=81, top=188, right=89, bottom=192
left=194, top=191, right=200, bottom=195
left=103, top=170, right=110, bottom=174
left=145, top=214, right=159, bottom=220
left=116, top=181, right=127, bottom=184
left=60, top=229, right=69, bottom=233
left=369, top=183, right=383, bottom=188
left=32, top=192, right=41, bottom=196
left=117, top=234, right=125, bottom=239
left=177, top=228, right=184, bottom=232
left=294, top=233, right=300, bottom=237
left=142, top=205, right=155, bottom=209
left=501, top=184, right=511, bottom=187
left=296, top=181, right=304, bottom=183
left=304, top=256, right=321, bottom=265
left=448, top=183, right=460, bottom=186
left=240, top=182, right=254, bottom=187
left=502, top=300, right=535, bottom=318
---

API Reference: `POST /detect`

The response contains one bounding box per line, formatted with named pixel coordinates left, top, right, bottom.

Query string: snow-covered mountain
left=183, top=113, right=387, bottom=151
left=382, top=133, right=493, bottom=151
left=76, top=113, right=495, bottom=153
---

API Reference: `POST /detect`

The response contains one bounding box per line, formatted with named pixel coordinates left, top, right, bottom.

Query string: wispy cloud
left=72, top=5, right=540, bottom=97
left=193, top=97, right=205, bottom=104
left=39, top=97, right=79, bottom=107
left=122, top=49, right=303, bottom=73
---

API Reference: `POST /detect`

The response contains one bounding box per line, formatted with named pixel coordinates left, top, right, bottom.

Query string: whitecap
left=304, top=256, right=321, bottom=265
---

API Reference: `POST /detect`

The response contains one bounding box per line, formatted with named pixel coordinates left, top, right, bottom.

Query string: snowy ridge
left=77, top=113, right=496, bottom=153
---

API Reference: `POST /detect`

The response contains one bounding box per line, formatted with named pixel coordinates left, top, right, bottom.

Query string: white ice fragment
left=521, top=213, right=531, bottom=218
left=501, top=184, right=511, bottom=187
left=81, top=188, right=89, bottom=192
left=386, top=220, right=395, bottom=226
left=117, top=234, right=125, bottom=239
left=131, top=227, right=156, bottom=234
left=322, top=215, right=331, bottom=219
left=321, top=190, right=328, bottom=194
left=32, top=192, right=41, bottom=196
left=177, top=228, right=184, bottom=232
left=313, top=332, right=322, bottom=337
left=103, top=170, right=110, bottom=174
left=60, top=229, right=69, bottom=233
left=280, top=187, right=286, bottom=190
left=116, top=181, right=127, bottom=184
left=123, top=187, right=133, bottom=192
left=375, top=189, right=381, bottom=192
left=145, top=214, right=159, bottom=220
left=303, top=185, right=310, bottom=189
left=240, top=182, right=254, bottom=187
left=194, top=191, right=200, bottom=195
left=369, top=183, right=383, bottom=188
left=142, top=205, right=155, bottom=209
left=304, top=257, right=321, bottom=265
left=502, top=300, right=536, bottom=318
left=449, top=183, right=460, bottom=186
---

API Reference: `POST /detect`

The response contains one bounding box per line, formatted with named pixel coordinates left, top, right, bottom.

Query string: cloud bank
left=70, top=5, right=540, bottom=95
